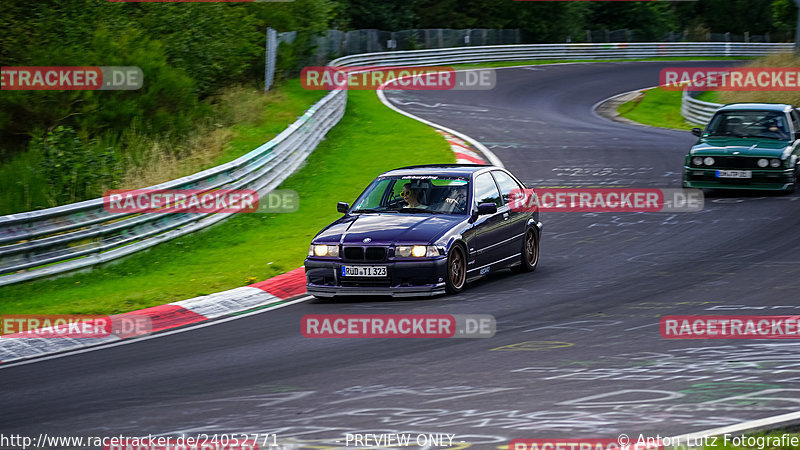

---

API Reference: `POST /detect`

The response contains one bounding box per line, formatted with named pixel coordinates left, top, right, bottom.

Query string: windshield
left=705, top=110, right=790, bottom=140
left=351, top=176, right=470, bottom=214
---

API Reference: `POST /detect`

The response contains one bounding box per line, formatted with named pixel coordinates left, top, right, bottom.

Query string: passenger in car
left=401, top=183, right=428, bottom=209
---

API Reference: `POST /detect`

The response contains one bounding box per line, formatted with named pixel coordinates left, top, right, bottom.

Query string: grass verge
left=0, top=90, right=453, bottom=315
left=617, top=52, right=800, bottom=130
left=617, top=87, right=704, bottom=129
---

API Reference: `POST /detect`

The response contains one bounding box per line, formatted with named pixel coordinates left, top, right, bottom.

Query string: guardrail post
left=795, top=0, right=800, bottom=53
left=264, top=27, right=277, bottom=92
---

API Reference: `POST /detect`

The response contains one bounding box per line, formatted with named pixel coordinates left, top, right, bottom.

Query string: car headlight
left=396, top=245, right=438, bottom=257
left=692, top=156, right=703, bottom=166
left=310, top=244, right=339, bottom=257
left=757, top=158, right=769, bottom=168
left=703, top=157, right=715, bottom=166
left=770, top=158, right=781, bottom=168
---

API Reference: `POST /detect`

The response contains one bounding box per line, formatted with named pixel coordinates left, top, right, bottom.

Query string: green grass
left=210, top=80, right=325, bottom=166
left=0, top=90, right=454, bottom=315
left=617, top=87, right=704, bottom=129
left=695, top=90, right=721, bottom=103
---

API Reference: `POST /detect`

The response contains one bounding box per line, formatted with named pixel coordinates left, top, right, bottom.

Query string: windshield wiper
left=402, top=207, right=445, bottom=214
left=353, top=208, right=395, bottom=213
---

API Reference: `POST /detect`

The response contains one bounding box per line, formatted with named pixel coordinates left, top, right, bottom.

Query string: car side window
left=491, top=170, right=522, bottom=205
left=791, top=110, right=800, bottom=137
left=473, top=173, right=502, bottom=209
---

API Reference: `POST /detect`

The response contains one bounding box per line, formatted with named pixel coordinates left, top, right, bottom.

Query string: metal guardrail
left=0, top=42, right=791, bottom=286
left=681, top=89, right=724, bottom=126
left=0, top=90, right=347, bottom=286
left=332, top=42, right=792, bottom=67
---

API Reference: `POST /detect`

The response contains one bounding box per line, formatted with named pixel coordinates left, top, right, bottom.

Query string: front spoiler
left=683, top=167, right=795, bottom=191
left=307, top=283, right=447, bottom=297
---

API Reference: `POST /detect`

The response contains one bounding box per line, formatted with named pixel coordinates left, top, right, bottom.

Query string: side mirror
left=691, top=128, right=702, bottom=137
left=476, top=202, right=497, bottom=215
left=337, top=202, right=349, bottom=213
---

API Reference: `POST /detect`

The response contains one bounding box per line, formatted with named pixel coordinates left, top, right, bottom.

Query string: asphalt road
left=4, top=61, right=800, bottom=449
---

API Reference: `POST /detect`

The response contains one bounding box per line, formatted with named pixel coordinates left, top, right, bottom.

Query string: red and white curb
left=436, top=130, right=487, bottom=165
left=0, top=267, right=308, bottom=364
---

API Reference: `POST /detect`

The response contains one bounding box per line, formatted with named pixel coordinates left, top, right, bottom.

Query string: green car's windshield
left=705, top=110, right=790, bottom=140
left=351, top=176, right=470, bottom=214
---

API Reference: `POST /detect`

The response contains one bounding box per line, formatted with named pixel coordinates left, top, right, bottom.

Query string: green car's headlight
left=396, top=245, right=438, bottom=257
left=310, top=244, right=339, bottom=257
left=770, top=158, right=782, bottom=168
left=692, top=157, right=703, bottom=166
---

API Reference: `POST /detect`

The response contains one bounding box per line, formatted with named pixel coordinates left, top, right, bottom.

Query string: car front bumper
left=683, top=166, right=795, bottom=191
left=304, top=257, right=449, bottom=297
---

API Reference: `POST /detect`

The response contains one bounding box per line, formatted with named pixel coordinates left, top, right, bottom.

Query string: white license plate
left=716, top=170, right=752, bottom=179
left=341, top=265, right=387, bottom=277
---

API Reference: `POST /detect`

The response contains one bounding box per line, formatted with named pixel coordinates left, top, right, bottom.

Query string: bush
left=35, top=126, right=120, bottom=205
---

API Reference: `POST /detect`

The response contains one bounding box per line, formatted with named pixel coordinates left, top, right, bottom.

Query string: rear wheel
left=445, top=245, right=467, bottom=294
left=512, top=227, right=539, bottom=273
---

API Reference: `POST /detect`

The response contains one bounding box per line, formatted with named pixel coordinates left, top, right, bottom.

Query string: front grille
left=344, top=247, right=364, bottom=260
left=693, top=156, right=773, bottom=170
left=342, top=246, right=387, bottom=262
left=365, top=247, right=386, bottom=261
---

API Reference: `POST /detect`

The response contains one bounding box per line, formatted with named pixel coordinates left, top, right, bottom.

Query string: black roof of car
left=381, top=164, right=496, bottom=178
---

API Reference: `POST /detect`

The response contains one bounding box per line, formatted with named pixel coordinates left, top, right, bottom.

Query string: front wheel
left=445, top=245, right=467, bottom=294
left=511, top=227, right=539, bottom=273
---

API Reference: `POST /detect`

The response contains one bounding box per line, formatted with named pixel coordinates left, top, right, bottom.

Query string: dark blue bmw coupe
left=304, top=164, right=542, bottom=297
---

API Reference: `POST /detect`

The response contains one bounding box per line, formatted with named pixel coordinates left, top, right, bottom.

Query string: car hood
left=314, top=213, right=464, bottom=245
left=691, top=137, right=790, bottom=158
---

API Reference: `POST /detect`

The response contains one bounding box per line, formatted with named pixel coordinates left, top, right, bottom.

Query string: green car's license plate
left=716, top=170, right=752, bottom=179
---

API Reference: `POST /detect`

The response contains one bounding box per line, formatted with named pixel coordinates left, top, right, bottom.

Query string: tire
left=511, top=227, right=539, bottom=273
left=445, top=244, right=467, bottom=295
